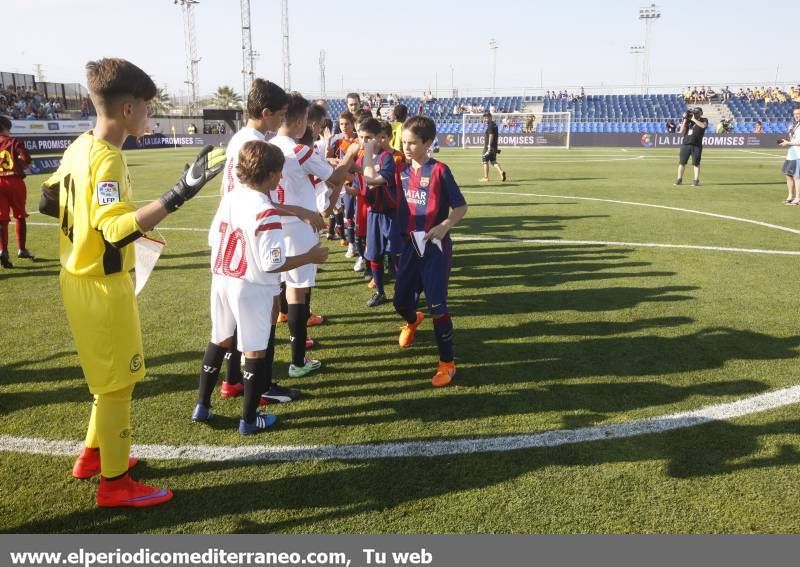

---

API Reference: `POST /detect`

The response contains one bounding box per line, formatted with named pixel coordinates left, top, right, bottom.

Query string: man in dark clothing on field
left=480, top=111, right=507, bottom=182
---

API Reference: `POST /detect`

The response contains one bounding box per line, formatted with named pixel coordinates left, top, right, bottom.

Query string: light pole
left=630, top=45, right=644, bottom=91
left=638, top=4, right=661, bottom=94
left=489, top=38, right=498, bottom=95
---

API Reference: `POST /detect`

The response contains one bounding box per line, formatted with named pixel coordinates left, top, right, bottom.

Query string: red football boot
left=72, top=447, right=138, bottom=480
left=96, top=474, right=173, bottom=508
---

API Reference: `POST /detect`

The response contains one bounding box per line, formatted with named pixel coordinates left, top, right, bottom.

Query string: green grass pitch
left=3, top=145, right=800, bottom=533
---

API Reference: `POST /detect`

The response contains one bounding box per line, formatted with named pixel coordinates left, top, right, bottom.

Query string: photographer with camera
left=480, top=111, right=507, bottom=183
left=778, top=107, right=800, bottom=205
left=674, top=107, right=708, bottom=187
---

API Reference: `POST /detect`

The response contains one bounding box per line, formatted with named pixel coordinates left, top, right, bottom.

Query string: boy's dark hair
left=0, top=115, right=11, bottom=132
left=85, top=58, right=157, bottom=110
left=379, top=120, right=393, bottom=137
left=247, top=78, right=288, bottom=118
left=353, top=109, right=372, bottom=128
left=358, top=117, right=382, bottom=136
left=284, top=92, right=310, bottom=124
left=307, top=103, right=327, bottom=124
left=346, top=92, right=360, bottom=102
left=237, top=140, right=285, bottom=188
left=392, top=104, right=408, bottom=122
left=321, top=117, right=334, bottom=133
left=403, top=116, right=437, bottom=143
left=297, top=126, right=314, bottom=146
left=338, top=111, right=355, bottom=124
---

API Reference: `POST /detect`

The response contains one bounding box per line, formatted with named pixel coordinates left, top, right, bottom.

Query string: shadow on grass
left=9, top=416, right=800, bottom=533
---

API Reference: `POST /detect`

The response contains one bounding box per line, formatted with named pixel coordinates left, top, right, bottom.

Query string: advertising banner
left=11, top=119, right=94, bottom=134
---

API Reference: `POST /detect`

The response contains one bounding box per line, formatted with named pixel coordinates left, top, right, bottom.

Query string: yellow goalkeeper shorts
left=59, top=270, right=146, bottom=395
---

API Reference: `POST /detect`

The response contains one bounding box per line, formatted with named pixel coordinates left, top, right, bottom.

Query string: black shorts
left=482, top=150, right=497, bottom=164
left=679, top=144, right=703, bottom=166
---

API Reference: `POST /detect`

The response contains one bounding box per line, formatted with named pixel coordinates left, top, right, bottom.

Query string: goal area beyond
left=459, top=112, right=571, bottom=149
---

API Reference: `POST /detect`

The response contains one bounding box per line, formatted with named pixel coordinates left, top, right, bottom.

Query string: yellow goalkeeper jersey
left=43, top=132, right=142, bottom=276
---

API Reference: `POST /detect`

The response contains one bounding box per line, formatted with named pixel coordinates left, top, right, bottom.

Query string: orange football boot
left=431, top=360, right=456, bottom=387
left=398, top=312, right=425, bottom=348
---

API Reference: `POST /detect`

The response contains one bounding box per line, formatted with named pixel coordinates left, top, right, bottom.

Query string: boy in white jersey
left=218, top=80, right=325, bottom=401
left=192, top=140, right=329, bottom=434
left=217, top=78, right=287, bottom=399
left=270, top=92, right=358, bottom=377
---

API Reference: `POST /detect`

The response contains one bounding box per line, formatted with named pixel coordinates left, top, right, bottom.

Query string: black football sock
left=396, top=305, right=418, bottom=324
left=0, top=221, right=8, bottom=253
left=265, top=325, right=276, bottom=391
left=279, top=283, right=288, bottom=315
left=433, top=312, right=454, bottom=363
left=242, top=357, right=267, bottom=423
left=197, top=342, right=227, bottom=407
left=336, top=211, right=344, bottom=236
left=287, top=303, right=308, bottom=366
left=305, top=288, right=312, bottom=312
left=224, top=330, right=242, bottom=385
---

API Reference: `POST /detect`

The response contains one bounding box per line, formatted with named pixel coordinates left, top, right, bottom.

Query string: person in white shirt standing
left=270, top=92, right=358, bottom=377
left=216, top=79, right=288, bottom=399
left=192, top=140, right=329, bottom=434
left=780, top=107, right=800, bottom=205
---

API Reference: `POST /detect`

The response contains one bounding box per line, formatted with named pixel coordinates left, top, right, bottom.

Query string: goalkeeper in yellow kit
left=39, top=58, right=225, bottom=508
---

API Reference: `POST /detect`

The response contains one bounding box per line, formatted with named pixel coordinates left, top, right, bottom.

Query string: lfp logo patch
left=96, top=181, right=120, bottom=205
left=270, top=247, right=282, bottom=265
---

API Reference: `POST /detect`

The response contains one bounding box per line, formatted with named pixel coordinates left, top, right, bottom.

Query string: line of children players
left=193, top=79, right=468, bottom=437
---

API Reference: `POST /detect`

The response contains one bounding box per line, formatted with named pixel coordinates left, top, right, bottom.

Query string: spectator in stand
left=780, top=108, right=800, bottom=204
left=346, top=93, right=360, bottom=114
left=666, top=118, right=677, bottom=133
left=80, top=96, right=90, bottom=118
left=755, top=120, right=763, bottom=134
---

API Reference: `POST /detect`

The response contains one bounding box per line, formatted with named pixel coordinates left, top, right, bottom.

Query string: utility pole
left=630, top=45, right=645, bottom=90
left=489, top=38, right=498, bottom=95
left=240, top=0, right=258, bottom=100
left=176, top=0, right=201, bottom=113
left=33, top=64, right=45, bottom=82
left=281, top=0, right=291, bottom=90
left=638, top=4, right=661, bottom=94
left=319, top=50, right=326, bottom=99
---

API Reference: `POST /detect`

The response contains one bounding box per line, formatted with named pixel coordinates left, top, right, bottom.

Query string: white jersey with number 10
left=208, top=188, right=286, bottom=289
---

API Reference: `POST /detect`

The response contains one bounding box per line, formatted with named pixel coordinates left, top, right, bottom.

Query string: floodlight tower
left=281, top=0, right=291, bottom=90
left=319, top=50, right=326, bottom=99
left=489, top=38, right=498, bottom=95
left=630, top=45, right=645, bottom=90
left=176, top=0, right=201, bottom=113
left=240, top=0, right=258, bottom=100
left=638, top=3, right=661, bottom=94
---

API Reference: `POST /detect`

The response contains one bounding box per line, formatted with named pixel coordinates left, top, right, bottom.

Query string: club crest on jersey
left=96, top=181, right=120, bottom=206
left=420, top=177, right=430, bottom=188
left=270, top=247, right=282, bottom=264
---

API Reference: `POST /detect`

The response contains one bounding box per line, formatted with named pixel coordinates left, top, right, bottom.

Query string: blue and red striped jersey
left=396, top=159, right=466, bottom=235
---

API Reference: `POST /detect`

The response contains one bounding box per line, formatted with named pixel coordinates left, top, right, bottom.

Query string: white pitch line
left=456, top=236, right=800, bottom=256
left=3, top=385, right=800, bottom=462
left=462, top=191, right=800, bottom=236
left=23, top=222, right=800, bottom=255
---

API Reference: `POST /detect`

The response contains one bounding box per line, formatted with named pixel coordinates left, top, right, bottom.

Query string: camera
left=685, top=107, right=703, bottom=120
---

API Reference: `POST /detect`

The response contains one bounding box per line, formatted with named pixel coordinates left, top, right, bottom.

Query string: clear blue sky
left=4, top=0, right=795, bottom=98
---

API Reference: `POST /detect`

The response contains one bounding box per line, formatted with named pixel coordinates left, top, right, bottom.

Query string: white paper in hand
left=315, top=182, right=331, bottom=214
left=411, top=231, right=427, bottom=258
left=134, top=236, right=165, bottom=295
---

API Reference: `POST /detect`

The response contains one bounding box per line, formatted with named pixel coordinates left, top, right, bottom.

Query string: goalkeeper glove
left=160, top=145, right=226, bottom=213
